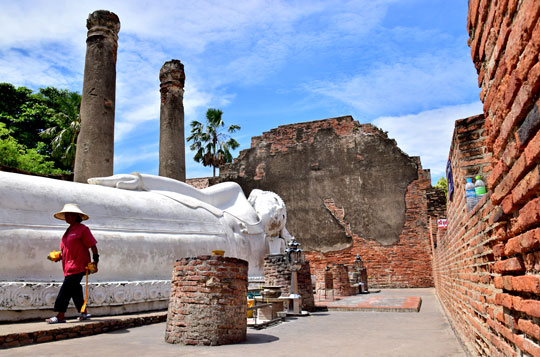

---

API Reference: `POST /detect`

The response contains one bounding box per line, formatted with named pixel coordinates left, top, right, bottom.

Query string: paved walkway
left=315, top=291, right=422, bottom=312
left=1, top=288, right=465, bottom=356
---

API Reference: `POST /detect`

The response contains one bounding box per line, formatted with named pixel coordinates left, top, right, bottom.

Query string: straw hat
left=54, top=203, right=89, bottom=221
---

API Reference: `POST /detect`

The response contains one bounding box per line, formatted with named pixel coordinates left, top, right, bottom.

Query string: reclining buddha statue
left=0, top=171, right=291, bottom=321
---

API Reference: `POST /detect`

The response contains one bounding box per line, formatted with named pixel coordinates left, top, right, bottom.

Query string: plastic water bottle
left=474, top=175, right=486, bottom=206
left=465, top=178, right=476, bottom=212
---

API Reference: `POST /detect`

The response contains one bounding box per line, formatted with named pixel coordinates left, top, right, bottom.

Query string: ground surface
left=1, top=288, right=465, bottom=357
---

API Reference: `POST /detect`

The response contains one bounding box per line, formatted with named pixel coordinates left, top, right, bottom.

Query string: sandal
left=46, top=316, right=66, bottom=324
left=78, top=313, right=92, bottom=321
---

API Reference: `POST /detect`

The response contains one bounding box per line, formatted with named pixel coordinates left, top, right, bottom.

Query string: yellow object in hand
left=48, top=250, right=61, bottom=262
left=87, top=262, right=97, bottom=274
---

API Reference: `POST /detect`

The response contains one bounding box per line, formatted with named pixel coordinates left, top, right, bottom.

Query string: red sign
left=437, top=219, right=448, bottom=229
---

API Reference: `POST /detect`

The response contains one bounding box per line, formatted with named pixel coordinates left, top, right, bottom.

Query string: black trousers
left=53, top=272, right=85, bottom=313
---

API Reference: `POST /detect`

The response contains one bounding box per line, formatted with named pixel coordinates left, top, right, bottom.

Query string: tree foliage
left=0, top=123, right=64, bottom=175
left=187, top=108, right=241, bottom=177
left=435, top=176, right=448, bottom=196
left=0, top=83, right=81, bottom=174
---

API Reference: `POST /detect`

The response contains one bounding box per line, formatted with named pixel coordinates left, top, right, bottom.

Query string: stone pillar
left=159, top=60, right=186, bottom=182
left=165, top=256, right=247, bottom=346
left=74, top=10, right=120, bottom=183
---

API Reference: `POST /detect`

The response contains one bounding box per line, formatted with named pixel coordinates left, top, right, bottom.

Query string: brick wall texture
left=433, top=1, right=540, bottom=355
left=263, top=254, right=315, bottom=312
left=165, top=256, right=248, bottom=346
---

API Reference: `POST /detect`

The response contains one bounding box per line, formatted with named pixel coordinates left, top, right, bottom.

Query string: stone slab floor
left=1, top=288, right=465, bottom=357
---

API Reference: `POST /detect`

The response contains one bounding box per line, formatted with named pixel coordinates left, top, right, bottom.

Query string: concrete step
left=0, top=311, right=167, bottom=349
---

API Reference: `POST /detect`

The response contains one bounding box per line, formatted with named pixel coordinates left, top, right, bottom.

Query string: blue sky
left=0, top=0, right=482, bottom=183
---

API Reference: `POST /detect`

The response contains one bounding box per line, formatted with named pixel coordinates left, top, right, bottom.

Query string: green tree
left=0, top=123, right=63, bottom=175
left=39, top=90, right=81, bottom=170
left=0, top=84, right=52, bottom=152
left=187, top=108, right=241, bottom=177
left=435, top=176, right=448, bottom=196
left=0, top=83, right=81, bottom=173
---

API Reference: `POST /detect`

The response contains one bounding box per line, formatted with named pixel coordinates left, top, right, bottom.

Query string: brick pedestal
left=331, top=264, right=351, bottom=296
left=348, top=267, right=369, bottom=293
left=263, top=254, right=315, bottom=312
left=165, top=256, right=248, bottom=346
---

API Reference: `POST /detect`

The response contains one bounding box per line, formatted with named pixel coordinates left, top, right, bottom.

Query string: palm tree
left=187, top=108, right=241, bottom=177
left=39, top=90, right=81, bottom=171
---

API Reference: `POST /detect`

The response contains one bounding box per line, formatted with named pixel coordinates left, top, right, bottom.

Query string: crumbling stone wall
left=221, top=117, right=441, bottom=288
left=432, top=1, right=540, bottom=355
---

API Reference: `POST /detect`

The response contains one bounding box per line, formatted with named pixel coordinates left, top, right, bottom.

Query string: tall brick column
left=165, top=256, right=248, bottom=346
left=159, top=60, right=186, bottom=182
left=74, top=10, right=120, bottom=183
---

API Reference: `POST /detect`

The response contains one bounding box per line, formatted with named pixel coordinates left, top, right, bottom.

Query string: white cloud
left=0, top=46, right=83, bottom=90
left=372, top=101, right=483, bottom=182
left=307, top=50, right=478, bottom=117
left=113, top=143, right=159, bottom=173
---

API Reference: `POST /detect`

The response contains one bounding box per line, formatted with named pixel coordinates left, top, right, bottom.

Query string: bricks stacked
left=165, top=256, right=248, bottom=346
left=263, top=254, right=290, bottom=296
left=331, top=264, right=351, bottom=297
left=263, top=254, right=315, bottom=311
left=431, top=1, right=540, bottom=355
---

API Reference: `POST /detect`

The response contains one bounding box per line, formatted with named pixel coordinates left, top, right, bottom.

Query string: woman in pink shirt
left=46, top=203, right=99, bottom=324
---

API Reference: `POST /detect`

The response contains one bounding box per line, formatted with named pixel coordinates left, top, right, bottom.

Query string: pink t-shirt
left=60, top=223, right=97, bottom=276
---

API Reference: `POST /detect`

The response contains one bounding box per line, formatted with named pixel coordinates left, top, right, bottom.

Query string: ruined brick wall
left=432, top=1, right=540, bottom=355
left=220, top=117, right=419, bottom=250
left=221, top=116, right=440, bottom=288
left=306, top=161, right=437, bottom=288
